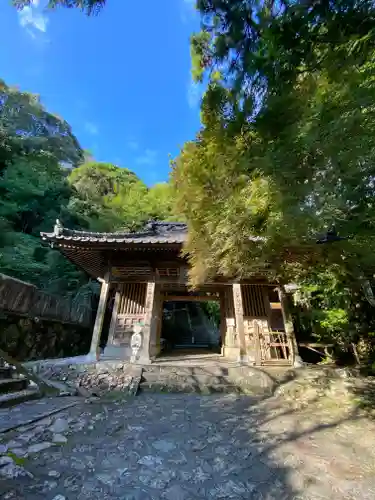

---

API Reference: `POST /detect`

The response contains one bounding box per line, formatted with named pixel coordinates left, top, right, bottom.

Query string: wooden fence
left=0, top=274, right=93, bottom=328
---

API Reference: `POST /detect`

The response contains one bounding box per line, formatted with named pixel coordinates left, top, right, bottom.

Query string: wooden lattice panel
left=244, top=318, right=268, bottom=348
left=117, top=283, right=146, bottom=315
left=260, top=331, right=291, bottom=363
left=156, top=267, right=180, bottom=277
left=113, top=314, right=145, bottom=346
left=160, top=283, right=187, bottom=291
left=112, top=266, right=152, bottom=278
left=112, top=283, right=147, bottom=346
left=241, top=285, right=267, bottom=317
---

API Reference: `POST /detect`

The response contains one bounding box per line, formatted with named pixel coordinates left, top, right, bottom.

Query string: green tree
left=172, top=0, right=375, bottom=284
left=146, top=182, right=180, bottom=222
left=67, top=162, right=180, bottom=232
left=191, top=0, right=375, bottom=126
left=171, top=0, right=375, bottom=363
left=67, top=161, right=147, bottom=231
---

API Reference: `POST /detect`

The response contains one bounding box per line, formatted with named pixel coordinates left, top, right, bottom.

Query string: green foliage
left=171, top=0, right=375, bottom=363
left=67, top=161, right=142, bottom=231
left=67, top=163, right=178, bottom=232
left=173, top=0, right=375, bottom=282
left=200, top=301, right=220, bottom=328
left=0, top=151, right=88, bottom=291
left=193, top=0, right=375, bottom=126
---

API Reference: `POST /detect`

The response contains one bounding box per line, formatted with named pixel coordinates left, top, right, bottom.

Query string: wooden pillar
left=107, top=286, right=120, bottom=345
left=221, top=287, right=239, bottom=360
left=232, top=283, right=247, bottom=361
left=155, top=297, right=163, bottom=356
left=138, top=281, right=156, bottom=363
left=278, top=285, right=304, bottom=367
left=149, top=285, right=163, bottom=358
left=89, top=273, right=110, bottom=360
left=219, top=291, right=226, bottom=348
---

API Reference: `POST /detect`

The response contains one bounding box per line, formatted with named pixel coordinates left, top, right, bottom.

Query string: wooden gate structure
left=41, top=221, right=301, bottom=366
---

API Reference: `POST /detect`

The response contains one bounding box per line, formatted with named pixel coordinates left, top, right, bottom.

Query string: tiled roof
left=41, top=221, right=188, bottom=246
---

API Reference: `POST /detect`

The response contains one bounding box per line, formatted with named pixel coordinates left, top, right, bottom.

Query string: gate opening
left=160, top=300, right=221, bottom=355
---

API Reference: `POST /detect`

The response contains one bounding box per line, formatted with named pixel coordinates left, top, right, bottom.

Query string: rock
left=137, top=455, right=163, bottom=466
left=18, top=432, right=39, bottom=442
left=0, top=462, right=33, bottom=479
left=52, top=434, right=68, bottom=444
left=51, top=496, right=66, bottom=500
left=75, top=385, right=92, bottom=397
left=162, top=485, right=189, bottom=500
left=210, top=480, right=255, bottom=498
left=28, top=442, right=53, bottom=454
left=192, top=466, right=211, bottom=483
left=38, top=416, right=53, bottom=428
left=0, top=444, right=8, bottom=453
left=42, top=378, right=77, bottom=396
left=6, top=440, right=22, bottom=449
left=152, top=439, right=176, bottom=452
left=48, top=470, right=61, bottom=478
left=10, top=447, right=28, bottom=458
left=128, top=425, right=144, bottom=432
left=49, top=418, right=69, bottom=433
left=97, top=473, right=116, bottom=485
left=41, top=480, right=58, bottom=492
left=33, top=425, right=46, bottom=435
left=0, top=456, right=13, bottom=467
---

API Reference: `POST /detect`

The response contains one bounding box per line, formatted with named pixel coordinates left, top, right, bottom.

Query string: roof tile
left=41, top=221, right=188, bottom=245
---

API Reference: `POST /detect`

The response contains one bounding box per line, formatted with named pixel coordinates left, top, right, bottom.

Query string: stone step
left=142, top=372, right=235, bottom=385
left=139, top=367, right=274, bottom=396
left=0, top=387, right=41, bottom=409
left=142, top=365, right=248, bottom=377
left=139, top=380, right=249, bottom=394
left=0, top=367, right=12, bottom=380
left=0, top=378, right=28, bottom=395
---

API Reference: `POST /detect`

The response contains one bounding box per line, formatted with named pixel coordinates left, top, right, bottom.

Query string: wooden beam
left=269, top=302, right=282, bottom=310
left=161, top=295, right=220, bottom=302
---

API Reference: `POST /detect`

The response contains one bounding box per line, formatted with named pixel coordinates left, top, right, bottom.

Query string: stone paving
left=0, top=398, right=82, bottom=433
left=1, top=392, right=375, bottom=499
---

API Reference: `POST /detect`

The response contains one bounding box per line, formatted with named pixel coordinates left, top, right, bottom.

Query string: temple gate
left=41, top=221, right=301, bottom=366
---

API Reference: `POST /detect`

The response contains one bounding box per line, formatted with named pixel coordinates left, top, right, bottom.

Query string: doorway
left=160, top=300, right=221, bottom=355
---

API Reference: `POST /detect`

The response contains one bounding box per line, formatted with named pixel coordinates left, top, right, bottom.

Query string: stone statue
left=53, top=219, right=63, bottom=236
left=130, top=322, right=143, bottom=363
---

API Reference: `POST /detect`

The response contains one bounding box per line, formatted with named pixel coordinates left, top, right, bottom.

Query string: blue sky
left=0, top=0, right=203, bottom=185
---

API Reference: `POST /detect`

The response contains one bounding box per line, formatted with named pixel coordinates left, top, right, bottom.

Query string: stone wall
left=0, top=312, right=92, bottom=361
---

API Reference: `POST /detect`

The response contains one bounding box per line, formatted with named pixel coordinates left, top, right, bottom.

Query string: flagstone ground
left=1, top=392, right=375, bottom=499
